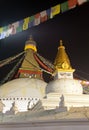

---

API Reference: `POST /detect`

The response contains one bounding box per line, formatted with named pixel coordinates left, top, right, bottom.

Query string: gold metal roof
left=54, top=40, right=74, bottom=72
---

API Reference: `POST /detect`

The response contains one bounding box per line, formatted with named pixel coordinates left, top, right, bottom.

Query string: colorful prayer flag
left=28, top=16, right=34, bottom=27
left=0, top=27, right=3, bottom=33
left=61, top=1, right=69, bottom=13
left=46, top=8, right=51, bottom=19
left=5, top=28, right=12, bottom=37
left=12, top=21, right=19, bottom=28
left=24, top=17, right=29, bottom=23
left=34, top=13, right=40, bottom=26
left=8, top=24, right=17, bottom=35
left=3, top=26, right=8, bottom=31
left=0, top=0, right=89, bottom=40
left=77, top=0, right=87, bottom=5
left=16, top=20, right=23, bottom=33
left=40, top=10, right=47, bottom=23
left=51, top=4, right=60, bottom=18
left=0, top=32, right=6, bottom=39
left=68, top=0, right=77, bottom=9
left=23, top=17, right=29, bottom=30
left=23, top=23, right=29, bottom=30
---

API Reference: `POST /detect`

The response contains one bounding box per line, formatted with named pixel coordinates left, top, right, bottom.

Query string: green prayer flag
left=29, top=16, right=34, bottom=27
left=16, top=20, right=23, bottom=33
left=3, top=26, right=8, bottom=31
left=61, top=1, right=69, bottom=13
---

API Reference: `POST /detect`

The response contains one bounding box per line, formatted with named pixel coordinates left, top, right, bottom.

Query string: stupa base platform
left=42, top=93, right=89, bottom=110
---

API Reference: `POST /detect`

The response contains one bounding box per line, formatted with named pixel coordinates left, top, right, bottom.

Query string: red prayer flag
left=34, top=13, right=40, bottom=25
left=68, top=0, right=77, bottom=9
left=40, top=10, right=47, bottom=23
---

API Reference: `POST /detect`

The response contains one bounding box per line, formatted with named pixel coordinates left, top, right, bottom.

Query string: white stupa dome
left=46, top=78, right=83, bottom=95
left=0, top=78, right=47, bottom=99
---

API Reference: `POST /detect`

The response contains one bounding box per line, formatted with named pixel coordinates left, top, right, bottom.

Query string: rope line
left=0, top=53, right=25, bottom=85
left=0, top=51, right=25, bottom=68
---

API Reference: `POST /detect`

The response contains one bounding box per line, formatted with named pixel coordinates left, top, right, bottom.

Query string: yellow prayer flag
left=51, top=4, right=60, bottom=17
left=23, top=22, right=28, bottom=30
left=24, top=17, right=29, bottom=23
left=23, top=17, right=29, bottom=30
left=0, top=27, right=3, bottom=33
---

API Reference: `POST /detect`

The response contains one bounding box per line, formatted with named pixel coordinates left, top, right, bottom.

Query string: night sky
left=0, top=0, right=89, bottom=82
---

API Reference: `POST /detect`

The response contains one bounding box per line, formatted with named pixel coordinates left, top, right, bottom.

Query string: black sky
left=0, top=0, right=89, bottom=81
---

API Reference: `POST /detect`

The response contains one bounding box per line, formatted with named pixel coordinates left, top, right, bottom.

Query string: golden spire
left=24, top=35, right=37, bottom=51
left=54, top=40, right=74, bottom=72
left=60, top=40, right=63, bottom=46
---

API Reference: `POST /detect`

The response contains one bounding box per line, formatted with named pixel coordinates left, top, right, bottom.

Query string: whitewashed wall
left=0, top=120, right=89, bottom=130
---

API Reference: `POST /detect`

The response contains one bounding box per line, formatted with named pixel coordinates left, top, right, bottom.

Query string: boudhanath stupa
left=0, top=36, right=89, bottom=123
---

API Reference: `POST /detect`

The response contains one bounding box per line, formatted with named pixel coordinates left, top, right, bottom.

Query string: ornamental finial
left=60, top=40, right=63, bottom=46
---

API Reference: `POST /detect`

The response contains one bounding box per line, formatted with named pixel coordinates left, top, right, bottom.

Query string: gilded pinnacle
left=60, top=40, right=63, bottom=46
left=29, top=35, right=33, bottom=40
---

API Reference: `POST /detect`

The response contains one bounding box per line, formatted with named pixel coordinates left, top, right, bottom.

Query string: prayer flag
left=23, top=17, right=29, bottom=30
left=16, top=20, right=23, bottom=33
left=77, top=0, right=87, bottom=5
left=3, top=26, right=8, bottom=32
left=61, top=1, right=69, bottom=13
left=24, top=17, right=29, bottom=23
left=34, top=13, right=40, bottom=26
left=46, top=8, right=51, bottom=19
left=9, top=22, right=19, bottom=34
left=28, top=16, right=34, bottom=27
left=23, top=22, right=29, bottom=30
left=51, top=4, right=60, bottom=18
left=40, top=10, right=47, bottom=22
left=0, top=27, right=3, bottom=33
left=68, top=0, right=77, bottom=9
left=12, top=21, right=19, bottom=29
